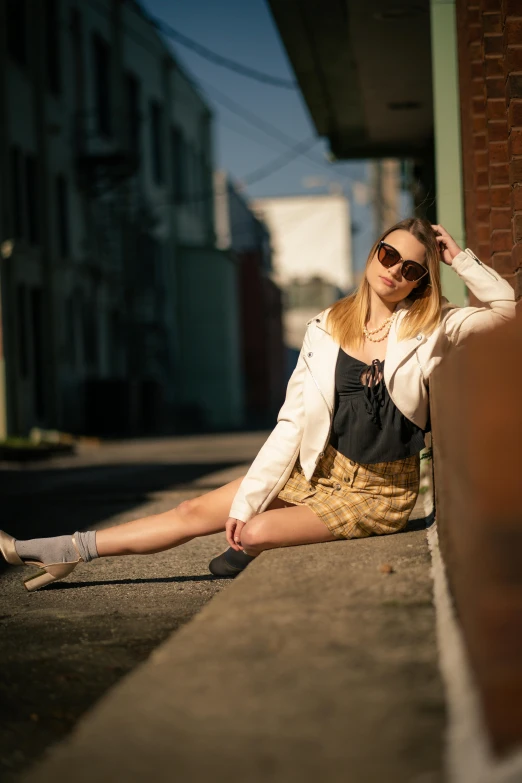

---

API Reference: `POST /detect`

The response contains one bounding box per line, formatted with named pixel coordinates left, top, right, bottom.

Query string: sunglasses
left=377, top=241, right=429, bottom=283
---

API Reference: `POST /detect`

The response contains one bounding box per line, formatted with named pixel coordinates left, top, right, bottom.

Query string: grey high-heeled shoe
left=0, top=530, right=83, bottom=592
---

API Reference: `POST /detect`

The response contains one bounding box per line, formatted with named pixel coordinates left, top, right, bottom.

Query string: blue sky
left=141, top=0, right=375, bottom=270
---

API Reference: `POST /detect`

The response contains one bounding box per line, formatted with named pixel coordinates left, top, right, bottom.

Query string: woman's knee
left=175, top=497, right=204, bottom=523
left=241, top=519, right=268, bottom=552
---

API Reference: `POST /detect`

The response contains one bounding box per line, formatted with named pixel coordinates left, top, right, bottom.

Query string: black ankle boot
left=208, top=547, right=255, bottom=578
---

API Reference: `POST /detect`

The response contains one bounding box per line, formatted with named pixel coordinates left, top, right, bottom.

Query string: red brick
left=474, top=114, right=488, bottom=133
left=477, top=186, right=492, bottom=206
left=508, top=99, right=522, bottom=127
left=506, top=46, right=522, bottom=73
left=514, top=212, right=522, bottom=241
left=512, top=242, right=522, bottom=268
left=487, top=76, right=506, bottom=99
left=490, top=140, right=509, bottom=162
left=504, top=0, right=522, bottom=16
left=476, top=169, right=490, bottom=187
left=474, top=77, right=487, bottom=97
left=510, top=157, right=522, bottom=183
left=484, top=33, right=504, bottom=56
left=514, top=184, right=522, bottom=210
left=474, top=132, right=488, bottom=150
left=473, top=95, right=487, bottom=113
left=476, top=150, right=489, bottom=169
left=469, top=23, right=483, bottom=43
left=491, top=229, right=513, bottom=250
left=510, top=128, right=522, bottom=154
left=485, top=56, right=504, bottom=78
left=490, top=184, right=512, bottom=206
left=478, top=223, right=493, bottom=244
left=492, top=252, right=518, bottom=274
left=470, top=41, right=483, bottom=61
left=507, top=74, right=522, bottom=100
left=487, top=97, right=508, bottom=120
left=482, top=0, right=501, bottom=12
left=483, top=12, right=502, bottom=32
left=477, top=206, right=492, bottom=223
left=489, top=119, right=509, bottom=140
left=491, top=207, right=512, bottom=229
left=472, top=60, right=486, bottom=80
left=490, top=162, right=510, bottom=184
left=468, top=7, right=481, bottom=25
left=505, top=18, right=522, bottom=46
left=478, top=238, right=492, bottom=255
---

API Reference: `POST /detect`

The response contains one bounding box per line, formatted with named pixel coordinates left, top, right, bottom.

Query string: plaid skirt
left=277, top=443, right=420, bottom=539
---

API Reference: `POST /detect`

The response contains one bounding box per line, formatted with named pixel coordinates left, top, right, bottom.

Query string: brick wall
left=432, top=310, right=522, bottom=755
left=456, top=0, right=522, bottom=301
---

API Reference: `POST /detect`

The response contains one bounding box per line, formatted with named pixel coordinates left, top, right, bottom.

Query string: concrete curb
left=427, top=525, right=522, bottom=783
left=20, top=526, right=444, bottom=783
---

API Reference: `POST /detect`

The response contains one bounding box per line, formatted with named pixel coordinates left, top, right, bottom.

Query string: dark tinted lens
left=402, top=261, right=425, bottom=282
left=378, top=243, right=400, bottom=268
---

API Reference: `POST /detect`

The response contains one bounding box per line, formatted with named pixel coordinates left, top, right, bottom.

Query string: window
left=45, top=0, right=61, bottom=94
left=10, top=147, right=23, bottom=239
left=16, top=285, right=28, bottom=379
left=25, top=155, right=39, bottom=245
left=171, top=126, right=186, bottom=202
left=55, top=175, right=70, bottom=257
left=92, top=34, right=111, bottom=137
left=125, top=72, right=141, bottom=157
left=149, top=100, right=163, bottom=185
left=6, top=0, right=27, bottom=67
left=30, top=288, right=45, bottom=419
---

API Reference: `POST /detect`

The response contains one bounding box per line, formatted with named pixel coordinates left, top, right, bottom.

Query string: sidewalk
left=19, top=524, right=444, bottom=783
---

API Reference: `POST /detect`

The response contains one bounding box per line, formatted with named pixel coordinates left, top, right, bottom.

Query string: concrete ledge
left=22, top=528, right=444, bottom=783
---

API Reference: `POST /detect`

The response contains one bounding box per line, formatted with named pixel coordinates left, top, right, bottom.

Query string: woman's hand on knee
left=225, top=517, right=245, bottom=551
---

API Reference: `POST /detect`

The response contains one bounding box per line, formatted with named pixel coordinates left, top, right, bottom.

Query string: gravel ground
left=0, top=433, right=265, bottom=783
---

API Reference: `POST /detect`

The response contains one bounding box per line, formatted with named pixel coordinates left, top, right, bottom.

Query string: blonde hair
left=327, top=217, right=443, bottom=349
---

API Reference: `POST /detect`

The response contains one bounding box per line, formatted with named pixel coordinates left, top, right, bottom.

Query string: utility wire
left=142, top=11, right=298, bottom=90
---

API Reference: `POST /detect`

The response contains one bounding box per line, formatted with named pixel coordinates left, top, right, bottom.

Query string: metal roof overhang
left=267, top=0, right=434, bottom=160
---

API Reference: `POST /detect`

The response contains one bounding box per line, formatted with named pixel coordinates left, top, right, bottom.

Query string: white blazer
left=230, top=249, right=516, bottom=523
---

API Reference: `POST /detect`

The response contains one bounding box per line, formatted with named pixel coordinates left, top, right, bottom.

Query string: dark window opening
left=30, top=288, right=46, bottom=419
left=150, top=100, right=163, bottom=185
left=171, top=126, right=186, bottom=202
left=25, top=156, right=39, bottom=245
left=10, top=147, right=23, bottom=239
left=16, top=285, right=28, bottom=379
left=56, top=175, right=70, bottom=257
left=45, top=0, right=61, bottom=94
left=92, top=33, right=111, bottom=137
left=126, top=71, right=141, bottom=158
left=6, top=0, right=27, bottom=67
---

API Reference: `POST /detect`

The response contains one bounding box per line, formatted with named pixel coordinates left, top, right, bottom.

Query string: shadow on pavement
left=0, top=460, right=241, bottom=575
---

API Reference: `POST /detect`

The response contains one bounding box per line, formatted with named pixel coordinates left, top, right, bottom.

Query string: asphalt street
left=0, top=432, right=267, bottom=783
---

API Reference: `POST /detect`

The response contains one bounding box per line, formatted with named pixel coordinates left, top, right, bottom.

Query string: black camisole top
left=328, top=348, right=426, bottom=464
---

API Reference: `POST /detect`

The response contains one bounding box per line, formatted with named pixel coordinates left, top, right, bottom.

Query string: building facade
left=214, top=171, right=285, bottom=426
left=0, top=0, right=242, bottom=437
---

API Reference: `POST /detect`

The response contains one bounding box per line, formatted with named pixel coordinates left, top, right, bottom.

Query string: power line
left=242, top=138, right=320, bottom=186
left=140, top=9, right=298, bottom=90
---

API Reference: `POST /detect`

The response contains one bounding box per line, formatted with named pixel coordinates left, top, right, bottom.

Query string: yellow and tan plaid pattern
left=278, top=444, right=420, bottom=539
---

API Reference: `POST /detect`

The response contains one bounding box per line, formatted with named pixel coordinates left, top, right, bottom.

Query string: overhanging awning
left=267, top=0, right=433, bottom=159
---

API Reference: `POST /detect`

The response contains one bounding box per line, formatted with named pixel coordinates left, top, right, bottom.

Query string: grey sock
left=73, top=531, right=98, bottom=563
left=15, top=530, right=98, bottom=564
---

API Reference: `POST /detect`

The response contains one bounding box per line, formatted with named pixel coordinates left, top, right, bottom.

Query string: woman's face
left=366, top=229, right=428, bottom=304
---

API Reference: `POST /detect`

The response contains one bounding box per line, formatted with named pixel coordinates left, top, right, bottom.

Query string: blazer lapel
left=384, top=309, right=422, bottom=386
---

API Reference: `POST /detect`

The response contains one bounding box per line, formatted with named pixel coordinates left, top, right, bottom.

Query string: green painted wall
left=430, top=0, right=467, bottom=306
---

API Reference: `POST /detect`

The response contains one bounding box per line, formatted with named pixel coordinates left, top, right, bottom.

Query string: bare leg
left=96, top=476, right=247, bottom=557
left=241, top=503, right=337, bottom=555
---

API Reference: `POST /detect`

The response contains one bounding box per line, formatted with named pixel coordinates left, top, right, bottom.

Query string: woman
left=0, top=219, right=516, bottom=591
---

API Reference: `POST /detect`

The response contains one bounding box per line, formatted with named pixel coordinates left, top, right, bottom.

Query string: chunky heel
left=23, top=561, right=79, bottom=593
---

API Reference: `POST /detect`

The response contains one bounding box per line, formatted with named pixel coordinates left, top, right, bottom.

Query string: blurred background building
left=0, top=0, right=282, bottom=436
left=253, top=192, right=352, bottom=362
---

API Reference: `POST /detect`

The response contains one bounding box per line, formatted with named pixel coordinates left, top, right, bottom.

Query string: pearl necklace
left=363, top=312, right=397, bottom=343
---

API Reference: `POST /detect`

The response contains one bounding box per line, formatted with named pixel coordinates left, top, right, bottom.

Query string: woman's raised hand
left=431, top=224, right=463, bottom=266
left=225, top=517, right=246, bottom=551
